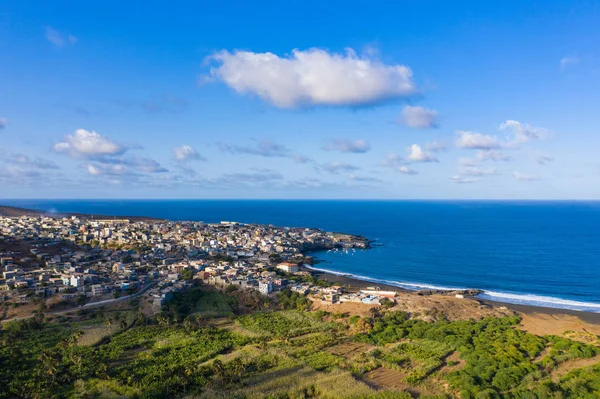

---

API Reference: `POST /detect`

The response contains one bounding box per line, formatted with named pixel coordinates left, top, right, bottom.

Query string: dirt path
left=551, top=354, right=600, bottom=382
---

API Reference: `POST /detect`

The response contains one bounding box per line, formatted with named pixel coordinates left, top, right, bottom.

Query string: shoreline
left=6, top=203, right=600, bottom=321
left=308, top=267, right=600, bottom=324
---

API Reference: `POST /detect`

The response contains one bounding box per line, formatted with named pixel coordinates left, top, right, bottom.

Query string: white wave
left=304, top=265, right=467, bottom=292
left=480, top=291, right=600, bottom=313
left=305, top=265, right=600, bottom=313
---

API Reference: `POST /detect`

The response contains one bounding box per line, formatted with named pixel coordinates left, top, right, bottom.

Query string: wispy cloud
left=218, top=139, right=308, bottom=163
left=322, top=138, right=371, bottom=154
left=560, top=56, right=579, bottom=69
left=45, top=27, right=77, bottom=47
left=455, top=130, right=502, bottom=150
left=0, top=117, right=6, bottom=130
left=219, top=140, right=291, bottom=158
left=0, top=151, right=60, bottom=170
left=536, top=154, right=554, bottom=165
left=499, top=120, right=548, bottom=145
left=425, top=140, right=446, bottom=153
left=476, top=150, right=513, bottom=162
left=397, top=166, right=418, bottom=175
left=348, top=174, right=383, bottom=183
left=513, top=171, right=541, bottom=181
left=450, top=175, right=481, bottom=184
left=316, top=162, right=360, bottom=174
left=399, top=105, right=439, bottom=128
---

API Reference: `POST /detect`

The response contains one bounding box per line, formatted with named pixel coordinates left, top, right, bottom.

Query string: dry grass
left=77, top=324, right=120, bottom=346
left=197, top=366, right=377, bottom=399
left=550, top=354, right=600, bottom=383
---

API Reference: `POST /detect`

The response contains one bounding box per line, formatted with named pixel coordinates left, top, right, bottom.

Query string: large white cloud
left=54, top=129, right=124, bottom=157
left=455, top=130, right=502, bottom=150
left=400, top=105, right=439, bottom=128
left=406, top=144, right=438, bottom=163
left=207, top=48, right=416, bottom=108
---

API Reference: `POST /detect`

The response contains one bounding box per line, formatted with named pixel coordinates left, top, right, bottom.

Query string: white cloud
left=206, top=48, right=416, bottom=108
left=455, top=130, right=502, bottom=150
left=219, top=140, right=291, bottom=158
left=458, top=157, right=476, bottom=167
left=382, top=153, right=404, bottom=167
left=54, top=129, right=124, bottom=158
left=560, top=56, right=579, bottom=69
left=317, top=162, right=360, bottom=174
left=400, top=105, right=439, bottom=128
left=0, top=151, right=59, bottom=170
left=323, top=138, right=371, bottom=153
left=536, top=154, right=554, bottom=165
left=0, top=117, right=6, bottom=130
left=397, top=166, right=418, bottom=175
left=83, top=157, right=168, bottom=177
left=513, top=171, right=541, bottom=181
left=45, top=27, right=77, bottom=47
left=349, top=174, right=383, bottom=182
left=425, top=140, right=446, bottom=153
left=406, top=144, right=438, bottom=163
left=84, top=163, right=125, bottom=176
left=476, top=150, right=512, bottom=162
left=459, top=166, right=498, bottom=176
left=173, top=145, right=206, bottom=162
left=499, top=120, right=548, bottom=144
left=450, top=175, right=481, bottom=184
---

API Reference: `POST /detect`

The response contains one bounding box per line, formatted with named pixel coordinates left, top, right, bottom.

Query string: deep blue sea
left=3, top=199, right=600, bottom=312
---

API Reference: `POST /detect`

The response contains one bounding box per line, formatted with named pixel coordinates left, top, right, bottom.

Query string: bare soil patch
left=551, top=354, right=600, bottom=382
left=518, top=312, right=600, bottom=341
left=328, top=341, right=374, bottom=359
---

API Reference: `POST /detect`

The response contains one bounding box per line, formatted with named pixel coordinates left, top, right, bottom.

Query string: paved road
left=1, top=283, right=154, bottom=324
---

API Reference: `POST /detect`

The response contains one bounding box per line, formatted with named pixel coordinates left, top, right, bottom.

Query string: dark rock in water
left=416, top=289, right=483, bottom=297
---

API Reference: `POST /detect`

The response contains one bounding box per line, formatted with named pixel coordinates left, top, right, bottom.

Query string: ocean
left=3, top=199, right=600, bottom=312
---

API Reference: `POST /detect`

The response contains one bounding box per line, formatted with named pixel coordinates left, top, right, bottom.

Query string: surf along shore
left=4, top=203, right=599, bottom=340
left=307, top=266, right=600, bottom=341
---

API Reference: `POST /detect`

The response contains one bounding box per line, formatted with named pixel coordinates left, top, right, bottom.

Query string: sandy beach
left=309, top=268, right=600, bottom=341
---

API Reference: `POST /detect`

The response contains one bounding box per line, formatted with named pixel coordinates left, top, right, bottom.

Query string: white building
left=276, top=262, right=299, bottom=273
left=258, top=281, right=272, bottom=295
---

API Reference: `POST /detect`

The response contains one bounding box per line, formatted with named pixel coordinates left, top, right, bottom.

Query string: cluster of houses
left=0, top=214, right=393, bottom=310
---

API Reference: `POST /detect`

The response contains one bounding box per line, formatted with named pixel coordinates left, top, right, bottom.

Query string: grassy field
left=2, top=287, right=600, bottom=398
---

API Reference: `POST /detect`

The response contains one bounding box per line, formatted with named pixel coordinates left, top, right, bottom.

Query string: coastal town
left=0, top=213, right=396, bottom=319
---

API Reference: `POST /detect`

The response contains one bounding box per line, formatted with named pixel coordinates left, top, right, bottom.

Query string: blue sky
left=1, top=0, right=599, bottom=199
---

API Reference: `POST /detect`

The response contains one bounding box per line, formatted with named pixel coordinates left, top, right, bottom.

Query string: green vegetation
left=276, top=288, right=313, bottom=310
left=1, top=291, right=600, bottom=398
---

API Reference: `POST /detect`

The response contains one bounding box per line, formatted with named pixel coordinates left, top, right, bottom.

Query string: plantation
left=1, top=291, right=600, bottom=398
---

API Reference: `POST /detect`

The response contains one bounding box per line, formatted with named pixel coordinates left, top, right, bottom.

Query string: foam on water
left=305, top=265, right=600, bottom=313
left=479, top=291, right=600, bottom=313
